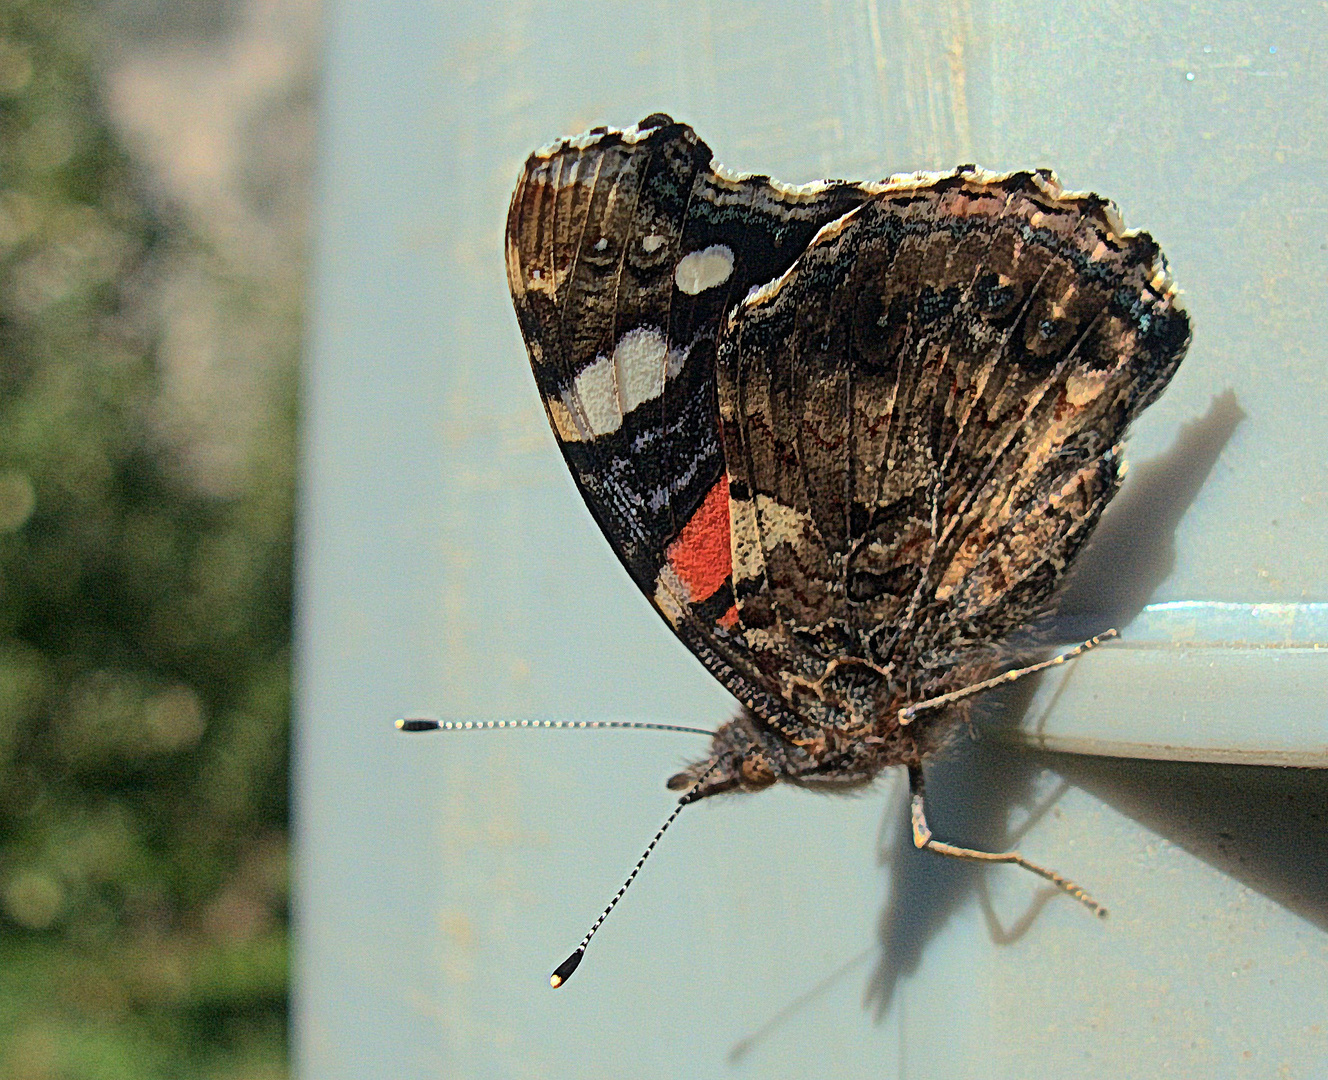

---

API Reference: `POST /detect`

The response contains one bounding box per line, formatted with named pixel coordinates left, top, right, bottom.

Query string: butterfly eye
left=739, top=753, right=777, bottom=788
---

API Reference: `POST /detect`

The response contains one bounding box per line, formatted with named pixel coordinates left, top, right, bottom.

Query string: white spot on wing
left=612, top=328, right=669, bottom=415
left=675, top=245, right=735, bottom=295
left=567, top=353, right=622, bottom=437
left=642, top=234, right=666, bottom=253
left=653, top=564, right=689, bottom=627
left=560, top=327, right=689, bottom=440
left=526, top=265, right=558, bottom=297
left=593, top=237, right=608, bottom=251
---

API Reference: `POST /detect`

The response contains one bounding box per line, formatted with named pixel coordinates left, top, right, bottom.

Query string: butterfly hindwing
left=715, top=168, right=1190, bottom=724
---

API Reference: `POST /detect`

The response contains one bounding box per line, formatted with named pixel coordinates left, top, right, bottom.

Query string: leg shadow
left=1050, top=753, right=1328, bottom=932
left=864, top=711, right=1061, bottom=1019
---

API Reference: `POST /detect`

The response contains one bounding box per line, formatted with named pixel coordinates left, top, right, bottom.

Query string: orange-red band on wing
left=665, top=476, right=731, bottom=604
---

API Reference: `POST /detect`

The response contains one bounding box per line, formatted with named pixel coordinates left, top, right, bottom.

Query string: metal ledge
left=998, top=602, right=1328, bottom=765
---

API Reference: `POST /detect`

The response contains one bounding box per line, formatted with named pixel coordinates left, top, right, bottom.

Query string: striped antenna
left=395, top=717, right=715, bottom=737
left=396, top=715, right=719, bottom=987
left=549, top=756, right=723, bottom=989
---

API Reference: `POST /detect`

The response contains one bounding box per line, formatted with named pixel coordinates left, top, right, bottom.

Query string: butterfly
left=501, top=112, right=1191, bottom=983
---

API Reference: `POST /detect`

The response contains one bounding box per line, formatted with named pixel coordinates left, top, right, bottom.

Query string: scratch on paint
left=946, top=0, right=974, bottom=162
left=865, top=0, right=890, bottom=120
left=865, top=0, right=976, bottom=167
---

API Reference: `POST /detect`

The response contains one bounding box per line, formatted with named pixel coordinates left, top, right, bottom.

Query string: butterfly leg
left=897, top=629, right=1118, bottom=725
left=907, top=766, right=1107, bottom=917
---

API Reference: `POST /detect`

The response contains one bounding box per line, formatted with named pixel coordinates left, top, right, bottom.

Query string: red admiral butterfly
left=411, top=113, right=1191, bottom=986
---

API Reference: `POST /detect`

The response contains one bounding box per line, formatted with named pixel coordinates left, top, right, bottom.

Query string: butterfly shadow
left=864, top=388, right=1250, bottom=1020
left=726, top=391, right=1256, bottom=1051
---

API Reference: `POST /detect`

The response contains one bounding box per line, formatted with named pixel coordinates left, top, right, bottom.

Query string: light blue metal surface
left=296, top=1, right=1328, bottom=1077
left=1007, top=602, right=1328, bottom=764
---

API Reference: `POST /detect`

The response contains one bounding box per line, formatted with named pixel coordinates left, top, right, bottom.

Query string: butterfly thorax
left=666, top=657, right=995, bottom=800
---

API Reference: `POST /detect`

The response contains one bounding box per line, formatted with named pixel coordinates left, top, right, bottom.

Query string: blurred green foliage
left=0, top=1, right=292, bottom=1076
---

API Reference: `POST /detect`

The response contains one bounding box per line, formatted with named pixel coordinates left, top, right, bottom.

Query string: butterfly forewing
left=505, top=115, right=879, bottom=730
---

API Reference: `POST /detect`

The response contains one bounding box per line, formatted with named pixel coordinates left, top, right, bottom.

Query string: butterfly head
left=665, top=749, right=776, bottom=799
left=664, top=709, right=788, bottom=798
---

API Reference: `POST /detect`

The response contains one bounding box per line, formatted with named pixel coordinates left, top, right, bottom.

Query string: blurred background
left=0, top=0, right=314, bottom=1075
